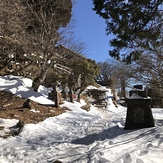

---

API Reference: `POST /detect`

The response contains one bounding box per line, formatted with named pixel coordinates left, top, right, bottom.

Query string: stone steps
left=86, top=89, right=107, bottom=108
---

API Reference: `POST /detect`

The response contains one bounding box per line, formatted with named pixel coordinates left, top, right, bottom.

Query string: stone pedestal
left=124, top=98, right=155, bottom=130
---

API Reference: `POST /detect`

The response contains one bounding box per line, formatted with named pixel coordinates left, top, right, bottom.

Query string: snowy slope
left=0, top=76, right=163, bottom=163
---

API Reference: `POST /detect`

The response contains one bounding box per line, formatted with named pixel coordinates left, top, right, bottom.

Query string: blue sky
left=72, top=0, right=113, bottom=62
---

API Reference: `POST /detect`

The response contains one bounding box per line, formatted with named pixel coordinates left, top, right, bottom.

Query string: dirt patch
left=0, top=91, right=70, bottom=124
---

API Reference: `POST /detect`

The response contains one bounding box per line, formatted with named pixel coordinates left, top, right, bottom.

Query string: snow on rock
left=0, top=119, right=19, bottom=138
left=0, top=76, right=54, bottom=105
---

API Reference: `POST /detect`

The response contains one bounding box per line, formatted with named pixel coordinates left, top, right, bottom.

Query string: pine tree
left=93, top=0, right=163, bottom=59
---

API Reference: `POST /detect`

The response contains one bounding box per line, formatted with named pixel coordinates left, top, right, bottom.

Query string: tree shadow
left=71, top=125, right=159, bottom=146
left=71, top=126, right=130, bottom=145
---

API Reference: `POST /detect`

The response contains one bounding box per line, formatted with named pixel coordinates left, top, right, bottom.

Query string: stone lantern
left=124, top=89, right=155, bottom=130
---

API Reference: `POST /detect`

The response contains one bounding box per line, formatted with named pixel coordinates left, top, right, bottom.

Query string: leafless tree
left=0, top=0, right=27, bottom=74
left=96, top=59, right=132, bottom=98
left=1, top=0, right=73, bottom=91
left=130, top=39, right=163, bottom=106
left=21, top=0, right=73, bottom=91
left=58, top=13, right=88, bottom=54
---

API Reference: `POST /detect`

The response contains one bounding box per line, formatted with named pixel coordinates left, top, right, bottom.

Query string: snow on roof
left=128, top=93, right=150, bottom=99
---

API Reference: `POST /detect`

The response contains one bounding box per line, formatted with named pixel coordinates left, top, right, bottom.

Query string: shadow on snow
left=71, top=125, right=160, bottom=146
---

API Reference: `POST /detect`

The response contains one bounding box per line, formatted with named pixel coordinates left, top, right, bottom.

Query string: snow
left=0, top=76, right=54, bottom=105
left=128, top=93, right=150, bottom=99
left=0, top=76, right=163, bottom=163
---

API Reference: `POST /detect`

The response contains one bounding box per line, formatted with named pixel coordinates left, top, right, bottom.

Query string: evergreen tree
left=93, top=0, right=163, bottom=59
left=70, top=58, right=100, bottom=102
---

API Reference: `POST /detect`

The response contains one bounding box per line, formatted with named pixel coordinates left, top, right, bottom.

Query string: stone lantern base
left=124, top=98, right=155, bottom=130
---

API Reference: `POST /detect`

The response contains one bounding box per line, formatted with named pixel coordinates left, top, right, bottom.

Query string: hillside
left=0, top=91, right=68, bottom=124
left=0, top=76, right=163, bottom=163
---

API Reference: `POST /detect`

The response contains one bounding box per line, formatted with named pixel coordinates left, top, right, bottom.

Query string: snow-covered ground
left=0, top=76, right=163, bottom=163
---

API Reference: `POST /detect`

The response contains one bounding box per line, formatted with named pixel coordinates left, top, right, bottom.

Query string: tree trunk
left=77, top=92, right=81, bottom=103
left=32, top=66, right=49, bottom=92
left=120, top=77, right=126, bottom=98
left=68, top=86, right=74, bottom=103
left=54, top=90, right=60, bottom=108
left=53, top=84, right=60, bottom=108
left=76, top=88, right=83, bottom=103
left=160, top=87, right=163, bottom=108
left=61, top=83, right=67, bottom=100
left=32, top=77, right=41, bottom=92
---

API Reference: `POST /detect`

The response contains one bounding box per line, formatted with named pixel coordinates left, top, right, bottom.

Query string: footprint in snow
left=146, top=143, right=153, bottom=148
left=109, top=140, right=114, bottom=145
left=155, top=134, right=160, bottom=139
left=123, top=154, right=132, bottom=163
left=137, top=150, right=148, bottom=156
left=136, top=158, right=144, bottom=163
